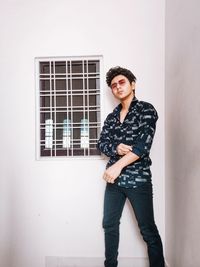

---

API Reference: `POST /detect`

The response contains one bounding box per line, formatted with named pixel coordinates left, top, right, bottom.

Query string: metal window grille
left=35, top=56, right=102, bottom=158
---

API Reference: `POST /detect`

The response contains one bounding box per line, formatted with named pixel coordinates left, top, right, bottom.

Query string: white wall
left=0, top=161, right=11, bottom=267
left=0, top=1, right=165, bottom=267
left=165, top=0, right=200, bottom=266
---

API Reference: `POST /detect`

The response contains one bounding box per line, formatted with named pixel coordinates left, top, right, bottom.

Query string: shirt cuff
left=111, top=142, right=119, bottom=156
left=131, top=146, right=143, bottom=157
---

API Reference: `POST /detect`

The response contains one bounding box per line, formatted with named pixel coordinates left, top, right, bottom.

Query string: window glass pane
left=40, top=96, right=50, bottom=107
left=88, top=78, right=100, bottom=89
left=56, top=128, right=63, bottom=141
left=70, top=61, right=83, bottom=73
left=73, top=127, right=80, bottom=140
left=89, top=111, right=99, bottom=122
left=56, top=79, right=66, bottom=91
left=40, top=62, right=50, bottom=74
left=72, top=95, right=83, bottom=107
left=89, top=128, right=97, bottom=139
left=72, top=79, right=83, bottom=90
left=89, top=95, right=100, bottom=106
left=73, top=111, right=86, bottom=123
left=40, top=80, right=50, bottom=91
left=88, top=60, right=100, bottom=73
left=56, top=112, right=71, bottom=124
left=55, top=61, right=66, bottom=73
left=56, top=96, right=67, bottom=107
left=40, top=112, right=54, bottom=124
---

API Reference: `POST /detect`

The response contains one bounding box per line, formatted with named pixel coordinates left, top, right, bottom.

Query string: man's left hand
left=103, top=164, right=122, bottom=184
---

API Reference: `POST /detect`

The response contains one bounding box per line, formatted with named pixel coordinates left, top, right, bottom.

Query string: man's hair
left=106, top=66, right=137, bottom=87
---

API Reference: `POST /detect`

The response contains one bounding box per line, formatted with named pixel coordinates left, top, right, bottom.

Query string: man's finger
left=121, top=144, right=132, bottom=150
left=121, top=148, right=132, bottom=153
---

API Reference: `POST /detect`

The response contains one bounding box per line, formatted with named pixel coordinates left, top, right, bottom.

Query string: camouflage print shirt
left=97, top=97, right=158, bottom=188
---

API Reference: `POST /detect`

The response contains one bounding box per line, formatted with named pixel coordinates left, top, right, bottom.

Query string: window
left=35, top=56, right=102, bottom=158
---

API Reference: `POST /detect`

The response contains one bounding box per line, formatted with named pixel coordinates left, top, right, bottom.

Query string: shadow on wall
left=166, top=71, right=200, bottom=267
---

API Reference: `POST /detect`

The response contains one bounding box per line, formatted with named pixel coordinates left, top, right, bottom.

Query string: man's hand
left=103, top=163, right=122, bottom=184
left=116, top=143, right=132, bottom=155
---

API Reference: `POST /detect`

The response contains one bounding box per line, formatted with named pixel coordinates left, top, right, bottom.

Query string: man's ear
left=131, top=81, right=135, bottom=90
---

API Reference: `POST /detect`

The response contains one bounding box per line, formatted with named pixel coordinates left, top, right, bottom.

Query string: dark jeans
left=103, top=182, right=165, bottom=267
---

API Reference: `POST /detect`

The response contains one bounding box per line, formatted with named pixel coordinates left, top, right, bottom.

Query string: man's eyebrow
left=111, top=78, right=125, bottom=85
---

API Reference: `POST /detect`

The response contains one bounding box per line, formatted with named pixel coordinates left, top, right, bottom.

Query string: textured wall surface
left=165, top=0, right=200, bottom=266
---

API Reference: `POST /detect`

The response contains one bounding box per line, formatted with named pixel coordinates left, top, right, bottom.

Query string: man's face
left=110, top=75, right=135, bottom=101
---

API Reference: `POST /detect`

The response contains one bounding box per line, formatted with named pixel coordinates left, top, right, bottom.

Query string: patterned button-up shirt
left=97, top=97, right=158, bottom=188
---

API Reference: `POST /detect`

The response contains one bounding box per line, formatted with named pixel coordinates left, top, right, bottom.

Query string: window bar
left=86, top=60, right=90, bottom=156
left=49, top=61, right=53, bottom=157
left=38, top=57, right=102, bottom=158
left=69, top=60, right=74, bottom=156
left=40, top=106, right=100, bottom=113
left=40, top=89, right=100, bottom=96
left=65, top=60, right=69, bottom=157
left=82, top=60, right=86, bottom=156
left=53, top=61, right=57, bottom=157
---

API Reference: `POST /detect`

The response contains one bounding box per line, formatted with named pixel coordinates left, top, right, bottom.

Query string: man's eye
left=119, top=80, right=125, bottom=85
left=111, top=84, right=117, bottom=89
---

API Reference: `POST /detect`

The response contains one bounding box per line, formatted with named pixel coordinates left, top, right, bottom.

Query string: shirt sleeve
left=97, top=114, right=119, bottom=157
left=131, top=104, right=158, bottom=158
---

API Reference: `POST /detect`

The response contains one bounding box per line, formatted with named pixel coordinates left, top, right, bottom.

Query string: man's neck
left=121, top=93, right=135, bottom=111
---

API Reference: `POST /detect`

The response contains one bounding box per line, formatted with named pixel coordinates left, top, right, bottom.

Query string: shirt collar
left=113, top=96, right=138, bottom=116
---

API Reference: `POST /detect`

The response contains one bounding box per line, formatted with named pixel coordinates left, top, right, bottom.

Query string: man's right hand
left=116, top=143, right=132, bottom=156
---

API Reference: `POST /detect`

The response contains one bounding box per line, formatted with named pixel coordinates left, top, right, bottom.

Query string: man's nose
left=116, top=83, right=121, bottom=89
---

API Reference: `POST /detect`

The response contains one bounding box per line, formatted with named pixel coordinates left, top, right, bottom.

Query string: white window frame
left=35, top=55, right=104, bottom=160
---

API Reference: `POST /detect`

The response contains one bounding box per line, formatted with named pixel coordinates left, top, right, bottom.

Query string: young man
left=97, top=66, right=165, bottom=267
